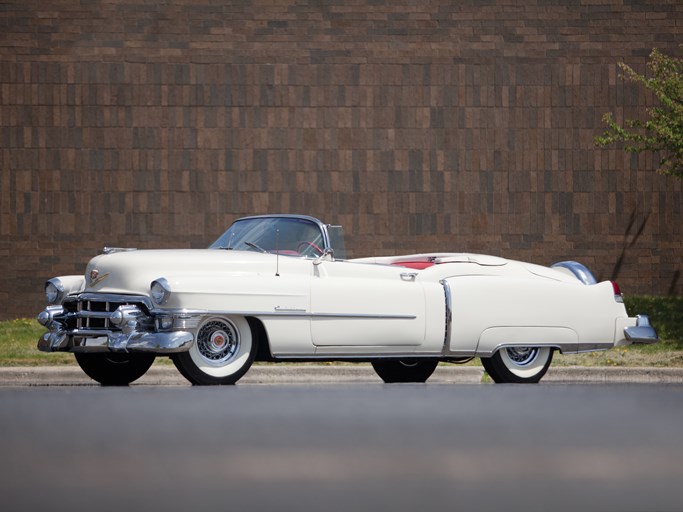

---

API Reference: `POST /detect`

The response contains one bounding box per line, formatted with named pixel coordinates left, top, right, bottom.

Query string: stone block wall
left=1, top=0, right=682, bottom=320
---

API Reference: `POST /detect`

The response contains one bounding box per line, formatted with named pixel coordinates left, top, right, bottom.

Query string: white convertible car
left=38, top=214, right=657, bottom=385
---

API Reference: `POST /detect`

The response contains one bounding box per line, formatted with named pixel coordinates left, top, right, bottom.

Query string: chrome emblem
left=89, top=270, right=110, bottom=287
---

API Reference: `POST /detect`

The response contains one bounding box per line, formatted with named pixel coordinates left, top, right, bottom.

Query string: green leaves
left=595, top=47, right=683, bottom=179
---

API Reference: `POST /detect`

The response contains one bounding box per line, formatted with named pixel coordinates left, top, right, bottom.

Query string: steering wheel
left=297, top=241, right=324, bottom=256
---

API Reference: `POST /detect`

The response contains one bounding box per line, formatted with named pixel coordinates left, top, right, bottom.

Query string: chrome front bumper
left=624, top=315, right=658, bottom=344
left=37, top=304, right=194, bottom=354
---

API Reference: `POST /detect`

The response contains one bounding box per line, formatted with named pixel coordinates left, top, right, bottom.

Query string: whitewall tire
left=171, top=316, right=257, bottom=385
left=481, top=347, right=553, bottom=384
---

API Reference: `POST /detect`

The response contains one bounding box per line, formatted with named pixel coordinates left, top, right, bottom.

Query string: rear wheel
left=171, top=316, right=257, bottom=385
left=74, top=352, right=155, bottom=386
left=371, top=359, right=439, bottom=383
left=481, top=347, right=553, bottom=384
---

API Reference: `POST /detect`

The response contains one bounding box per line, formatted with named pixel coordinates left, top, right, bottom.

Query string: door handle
left=400, top=273, right=418, bottom=282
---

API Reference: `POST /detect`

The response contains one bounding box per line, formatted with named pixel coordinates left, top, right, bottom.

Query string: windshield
left=210, top=217, right=327, bottom=258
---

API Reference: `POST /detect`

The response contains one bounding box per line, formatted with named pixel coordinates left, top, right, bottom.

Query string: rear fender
left=442, top=276, right=625, bottom=356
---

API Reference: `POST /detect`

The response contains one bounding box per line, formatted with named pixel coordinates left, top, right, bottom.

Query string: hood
left=84, top=249, right=279, bottom=296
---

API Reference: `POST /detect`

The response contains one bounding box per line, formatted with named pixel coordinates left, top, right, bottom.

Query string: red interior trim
left=391, top=261, right=435, bottom=270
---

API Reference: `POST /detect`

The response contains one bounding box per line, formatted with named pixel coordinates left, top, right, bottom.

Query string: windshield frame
left=209, top=214, right=345, bottom=259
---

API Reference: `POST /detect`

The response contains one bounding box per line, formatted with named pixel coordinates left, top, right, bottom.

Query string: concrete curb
left=1, top=364, right=683, bottom=386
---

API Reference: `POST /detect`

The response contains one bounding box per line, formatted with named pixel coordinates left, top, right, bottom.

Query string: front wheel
left=481, top=347, right=553, bottom=384
left=171, top=316, right=257, bottom=385
left=371, top=359, right=439, bottom=383
left=74, top=352, right=155, bottom=386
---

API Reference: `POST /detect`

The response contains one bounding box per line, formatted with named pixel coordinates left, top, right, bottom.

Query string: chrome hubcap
left=196, top=320, right=240, bottom=365
left=209, top=331, right=229, bottom=353
left=505, top=347, right=539, bottom=367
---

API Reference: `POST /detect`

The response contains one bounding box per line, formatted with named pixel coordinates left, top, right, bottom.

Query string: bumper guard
left=624, top=315, right=658, bottom=344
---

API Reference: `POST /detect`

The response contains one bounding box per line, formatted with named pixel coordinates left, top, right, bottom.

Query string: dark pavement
left=2, top=382, right=683, bottom=512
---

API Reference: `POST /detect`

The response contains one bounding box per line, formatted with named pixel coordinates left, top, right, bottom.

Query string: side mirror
left=313, top=248, right=334, bottom=266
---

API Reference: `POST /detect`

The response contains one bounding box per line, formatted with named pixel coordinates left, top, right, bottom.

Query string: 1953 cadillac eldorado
left=38, top=214, right=658, bottom=385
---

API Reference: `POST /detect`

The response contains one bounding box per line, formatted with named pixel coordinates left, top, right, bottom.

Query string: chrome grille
left=63, top=294, right=152, bottom=333
left=77, top=300, right=117, bottom=330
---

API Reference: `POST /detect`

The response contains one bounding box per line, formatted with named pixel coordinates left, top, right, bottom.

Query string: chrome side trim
left=275, top=353, right=442, bottom=360
left=440, top=279, right=453, bottom=355
left=478, top=343, right=566, bottom=358
left=624, top=315, right=658, bottom=344
left=154, top=308, right=416, bottom=320
left=151, top=308, right=210, bottom=316
left=311, top=312, right=416, bottom=320
left=474, top=342, right=622, bottom=357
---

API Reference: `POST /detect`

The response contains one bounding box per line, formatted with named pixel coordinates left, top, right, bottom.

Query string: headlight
left=150, top=278, right=171, bottom=305
left=45, top=279, right=65, bottom=305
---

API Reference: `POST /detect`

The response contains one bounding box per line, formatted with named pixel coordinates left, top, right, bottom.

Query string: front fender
left=46, top=275, right=86, bottom=304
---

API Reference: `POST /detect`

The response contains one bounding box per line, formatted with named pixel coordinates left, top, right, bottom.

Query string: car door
left=310, top=260, right=426, bottom=347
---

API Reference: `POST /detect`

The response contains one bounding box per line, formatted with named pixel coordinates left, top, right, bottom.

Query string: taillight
left=612, top=281, right=624, bottom=303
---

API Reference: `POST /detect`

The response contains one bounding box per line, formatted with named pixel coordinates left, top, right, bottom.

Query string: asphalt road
left=2, top=383, right=683, bottom=512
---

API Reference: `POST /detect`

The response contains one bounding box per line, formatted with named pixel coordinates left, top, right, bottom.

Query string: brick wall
left=1, top=0, right=682, bottom=320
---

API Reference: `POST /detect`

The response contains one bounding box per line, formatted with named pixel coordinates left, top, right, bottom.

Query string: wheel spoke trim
left=196, top=319, right=240, bottom=366
left=504, top=346, right=540, bottom=367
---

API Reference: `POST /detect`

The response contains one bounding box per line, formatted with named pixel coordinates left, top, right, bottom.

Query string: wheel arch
left=484, top=342, right=563, bottom=357
left=246, top=316, right=274, bottom=362
left=475, top=326, right=579, bottom=356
